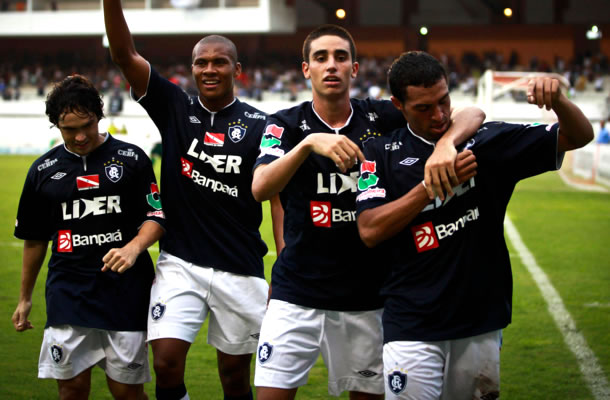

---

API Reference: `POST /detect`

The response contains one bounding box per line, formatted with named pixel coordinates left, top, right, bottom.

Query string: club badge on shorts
left=50, top=344, right=63, bottom=364
left=150, top=302, right=166, bottom=321
left=257, top=342, right=273, bottom=364
left=388, top=370, right=407, bottom=395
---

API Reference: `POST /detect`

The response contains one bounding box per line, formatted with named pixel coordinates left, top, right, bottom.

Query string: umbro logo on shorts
left=127, top=363, right=143, bottom=370
left=257, top=342, right=273, bottom=364
left=358, top=370, right=377, bottom=378
left=151, top=302, right=166, bottom=321
left=250, top=333, right=260, bottom=340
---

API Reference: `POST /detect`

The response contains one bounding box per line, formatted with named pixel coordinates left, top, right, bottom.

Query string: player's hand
left=527, top=76, right=561, bottom=111
left=455, top=150, right=477, bottom=184
left=101, top=246, right=138, bottom=273
left=424, top=139, right=458, bottom=200
left=12, top=300, right=34, bottom=332
left=305, top=133, right=365, bottom=173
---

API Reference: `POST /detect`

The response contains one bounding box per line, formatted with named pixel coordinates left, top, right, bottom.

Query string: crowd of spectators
left=1, top=49, right=608, bottom=103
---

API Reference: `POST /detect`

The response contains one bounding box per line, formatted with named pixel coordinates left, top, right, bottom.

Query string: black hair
left=192, top=35, right=238, bottom=64
left=45, top=74, right=104, bottom=127
left=388, top=51, right=448, bottom=103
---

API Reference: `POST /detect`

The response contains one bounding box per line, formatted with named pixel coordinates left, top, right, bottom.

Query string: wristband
left=421, top=179, right=427, bottom=189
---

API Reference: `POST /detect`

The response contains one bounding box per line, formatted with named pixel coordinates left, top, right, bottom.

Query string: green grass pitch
left=0, top=155, right=608, bottom=399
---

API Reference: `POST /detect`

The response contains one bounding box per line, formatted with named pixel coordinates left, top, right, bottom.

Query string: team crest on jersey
left=388, top=370, right=407, bottom=395
left=228, top=120, right=248, bottom=143
left=257, top=342, right=273, bottom=364
left=50, top=344, right=63, bottom=364
left=104, top=160, right=124, bottom=183
left=150, top=302, right=166, bottom=321
left=359, top=129, right=382, bottom=145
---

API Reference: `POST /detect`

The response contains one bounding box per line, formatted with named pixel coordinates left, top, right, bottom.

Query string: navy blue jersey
left=14, top=135, right=165, bottom=331
left=136, top=66, right=268, bottom=278
left=254, top=99, right=405, bottom=311
left=356, top=121, right=563, bottom=342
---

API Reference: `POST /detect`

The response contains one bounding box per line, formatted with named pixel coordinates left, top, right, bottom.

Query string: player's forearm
left=103, top=0, right=138, bottom=65
left=19, top=240, right=47, bottom=302
left=554, top=94, right=594, bottom=152
left=442, top=106, right=485, bottom=147
left=252, top=141, right=313, bottom=201
left=130, top=221, right=164, bottom=256
left=358, top=183, right=430, bottom=248
left=270, top=195, right=285, bottom=254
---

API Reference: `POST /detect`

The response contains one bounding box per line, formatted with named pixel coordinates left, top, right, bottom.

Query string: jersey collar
left=310, top=101, right=354, bottom=133
left=407, top=124, right=437, bottom=147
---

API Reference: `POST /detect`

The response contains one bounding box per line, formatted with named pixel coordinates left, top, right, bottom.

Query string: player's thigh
left=39, top=325, right=105, bottom=381
left=57, top=367, right=93, bottom=400
left=207, top=269, right=268, bottom=355
left=101, top=330, right=151, bottom=385
left=254, top=300, right=323, bottom=389
left=383, top=340, right=445, bottom=400
left=106, top=375, right=147, bottom=400
left=147, top=251, right=211, bottom=343
left=442, top=330, right=500, bottom=400
left=321, top=309, right=384, bottom=396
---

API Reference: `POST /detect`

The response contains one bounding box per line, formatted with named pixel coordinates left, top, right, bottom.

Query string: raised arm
left=358, top=150, right=477, bottom=248
left=103, top=0, right=150, bottom=97
left=526, top=77, right=593, bottom=152
left=12, top=240, right=48, bottom=331
left=101, top=220, right=165, bottom=273
left=424, top=106, right=485, bottom=200
left=252, top=133, right=364, bottom=202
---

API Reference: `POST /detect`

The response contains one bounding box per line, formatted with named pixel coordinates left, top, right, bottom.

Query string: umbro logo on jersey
left=204, top=132, right=225, bottom=146
left=400, top=157, right=419, bottom=166
left=51, top=172, right=67, bottom=180
left=189, top=116, right=201, bottom=123
left=76, top=175, right=99, bottom=191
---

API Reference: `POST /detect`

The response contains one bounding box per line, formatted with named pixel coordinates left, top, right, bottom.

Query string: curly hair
left=302, top=24, right=357, bottom=63
left=45, top=74, right=105, bottom=127
left=388, top=51, right=447, bottom=103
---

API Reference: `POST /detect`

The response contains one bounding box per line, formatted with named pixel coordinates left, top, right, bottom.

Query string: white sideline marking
left=558, top=170, right=608, bottom=192
left=504, top=216, right=610, bottom=399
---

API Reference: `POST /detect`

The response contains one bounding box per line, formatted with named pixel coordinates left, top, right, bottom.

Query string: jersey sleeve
left=14, top=165, right=54, bottom=241
left=253, top=115, right=295, bottom=170
left=355, top=140, right=392, bottom=215
left=133, top=65, right=189, bottom=142
left=469, top=122, right=562, bottom=182
left=134, top=153, right=166, bottom=230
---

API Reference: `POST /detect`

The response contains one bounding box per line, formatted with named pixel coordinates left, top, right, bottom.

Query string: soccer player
left=12, top=74, right=165, bottom=400
left=355, top=51, right=593, bottom=399
left=251, top=25, right=484, bottom=399
left=103, top=1, right=271, bottom=399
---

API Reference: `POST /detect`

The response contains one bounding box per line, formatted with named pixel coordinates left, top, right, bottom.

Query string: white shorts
left=383, top=330, right=501, bottom=400
left=254, top=299, right=384, bottom=397
left=147, top=251, right=268, bottom=355
left=38, top=325, right=150, bottom=384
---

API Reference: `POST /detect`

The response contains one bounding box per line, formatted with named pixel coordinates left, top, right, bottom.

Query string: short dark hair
left=45, top=74, right=104, bottom=127
left=388, top=51, right=448, bottom=103
left=302, top=24, right=357, bottom=63
left=192, top=35, right=238, bottom=64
